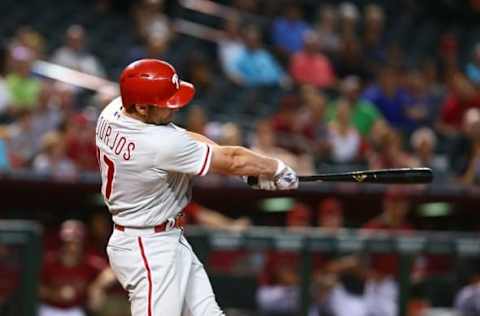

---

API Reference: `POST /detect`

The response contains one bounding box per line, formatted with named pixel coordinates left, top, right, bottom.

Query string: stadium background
left=1, top=0, right=480, bottom=315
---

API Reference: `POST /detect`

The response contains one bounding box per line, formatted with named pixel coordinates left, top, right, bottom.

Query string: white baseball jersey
left=95, top=97, right=212, bottom=227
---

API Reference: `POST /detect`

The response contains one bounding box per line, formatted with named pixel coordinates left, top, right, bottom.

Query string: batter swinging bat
left=248, top=168, right=433, bottom=185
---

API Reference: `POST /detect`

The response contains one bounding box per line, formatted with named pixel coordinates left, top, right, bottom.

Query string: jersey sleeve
left=155, top=128, right=212, bottom=176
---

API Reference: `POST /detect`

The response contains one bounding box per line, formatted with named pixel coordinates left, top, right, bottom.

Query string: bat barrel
left=299, top=168, right=433, bottom=184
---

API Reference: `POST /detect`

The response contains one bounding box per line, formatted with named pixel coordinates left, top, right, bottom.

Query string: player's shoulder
left=147, top=123, right=187, bottom=140
left=146, top=123, right=193, bottom=153
left=100, top=96, right=122, bottom=118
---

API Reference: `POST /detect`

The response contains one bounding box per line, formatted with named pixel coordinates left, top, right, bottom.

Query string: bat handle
left=246, top=176, right=258, bottom=186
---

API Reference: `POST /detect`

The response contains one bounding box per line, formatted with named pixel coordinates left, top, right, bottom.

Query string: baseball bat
left=248, top=168, right=433, bottom=185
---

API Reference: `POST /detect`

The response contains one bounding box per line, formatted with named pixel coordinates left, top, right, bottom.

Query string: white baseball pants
left=107, top=227, right=224, bottom=316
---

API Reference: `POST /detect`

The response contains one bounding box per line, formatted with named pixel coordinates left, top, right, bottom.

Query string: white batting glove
left=274, top=159, right=299, bottom=190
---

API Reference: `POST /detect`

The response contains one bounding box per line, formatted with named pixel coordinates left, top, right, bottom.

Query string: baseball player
left=95, top=58, right=299, bottom=316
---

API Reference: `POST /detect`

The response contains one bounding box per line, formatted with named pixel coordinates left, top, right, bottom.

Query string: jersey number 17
left=97, top=147, right=115, bottom=200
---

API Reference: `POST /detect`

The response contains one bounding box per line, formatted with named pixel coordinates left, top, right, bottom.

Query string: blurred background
left=1, top=0, right=480, bottom=315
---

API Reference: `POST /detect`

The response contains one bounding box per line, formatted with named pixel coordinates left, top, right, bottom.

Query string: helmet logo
left=172, top=74, right=180, bottom=90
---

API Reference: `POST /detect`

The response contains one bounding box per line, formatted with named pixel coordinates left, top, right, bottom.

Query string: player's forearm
left=211, top=146, right=278, bottom=177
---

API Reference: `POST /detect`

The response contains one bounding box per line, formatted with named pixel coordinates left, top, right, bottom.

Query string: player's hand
left=274, top=159, right=299, bottom=190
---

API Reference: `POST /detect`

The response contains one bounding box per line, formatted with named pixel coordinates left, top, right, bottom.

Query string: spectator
left=466, top=43, right=480, bottom=86
left=257, top=202, right=316, bottom=316
left=251, top=119, right=313, bottom=174
left=132, top=0, right=170, bottom=41
left=361, top=188, right=412, bottom=316
left=454, top=263, right=480, bottom=316
left=333, top=35, right=371, bottom=81
left=271, top=94, right=313, bottom=156
left=362, top=4, right=387, bottom=68
left=252, top=120, right=296, bottom=165
left=362, top=65, right=413, bottom=132
left=184, top=54, right=224, bottom=104
left=271, top=3, right=311, bottom=56
left=235, top=25, right=286, bottom=87
left=289, top=31, right=336, bottom=89
left=287, top=202, right=312, bottom=229
left=404, top=69, right=443, bottom=128
left=438, top=72, right=480, bottom=135
left=64, top=113, right=98, bottom=172
left=217, top=17, right=245, bottom=84
left=363, top=188, right=413, bottom=232
left=5, top=109, right=38, bottom=168
left=0, top=44, right=11, bottom=121
left=126, top=32, right=177, bottom=66
left=5, top=46, right=41, bottom=112
left=437, top=32, right=459, bottom=83
left=338, top=2, right=359, bottom=38
left=309, top=253, right=373, bottom=316
left=317, top=198, right=344, bottom=233
left=293, top=86, right=330, bottom=164
left=327, top=99, right=362, bottom=164
left=0, top=127, right=9, bottom=170
left=185, top=105, right=222, bottom=142
left=314, top=5, right=340, bottom=56
left=39, top=220, right=108, bottom=316
left=410, top=127, right=447, bottom=177
left=31, top=83, right=62, bottom=138
left=32, top=132, right=77, bottom=179
left=367, top=125, right=419, bottom=169
left=218, top=122, right=243, bottom=146
left=450, top=108, right=480, bottom=185
left=51, top=25, right=105, bottom=77
left=326, top=76, right=381, bottom=136
left=9, top=26, right=45, bottom=60
left=183, top=202, right=251, bottom=232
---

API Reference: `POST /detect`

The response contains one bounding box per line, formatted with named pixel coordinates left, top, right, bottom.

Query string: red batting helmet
left=120, top=59, right=195, bottom=109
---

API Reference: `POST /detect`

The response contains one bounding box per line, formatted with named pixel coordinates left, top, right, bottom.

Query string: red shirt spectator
left=290, top=32, right=336, bottom=88
left=440, top=73, right=480, bottom=130
left=64, top=114, right=98, bottom=172
left=40, top=251, right=107, bottom=308
left=40, top=220, right=107, bottom=311
left=362, top=189, right=413, bottom=276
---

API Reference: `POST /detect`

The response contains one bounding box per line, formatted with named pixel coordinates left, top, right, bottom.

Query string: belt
left=114, top=213, right=184, bottom=233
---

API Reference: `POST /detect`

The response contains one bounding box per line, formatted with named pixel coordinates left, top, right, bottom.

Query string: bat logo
left=352, top=174, right=367, bottom=182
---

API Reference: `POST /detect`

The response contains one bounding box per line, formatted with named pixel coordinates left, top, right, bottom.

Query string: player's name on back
left=96, top=115, right=136, bottom=161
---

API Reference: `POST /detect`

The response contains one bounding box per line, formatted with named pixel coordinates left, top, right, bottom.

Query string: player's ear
left=134, top=104, right=149, bottom=116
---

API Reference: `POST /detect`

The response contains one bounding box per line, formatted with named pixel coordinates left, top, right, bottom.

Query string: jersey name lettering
left=96, top=116, right=136, bottom=161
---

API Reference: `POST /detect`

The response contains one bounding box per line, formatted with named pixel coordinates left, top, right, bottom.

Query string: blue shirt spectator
left=235, top=49, right=284, bottom=87
left=271, top=5, right=311, bottom=54
left=362, top=85, right=412, bottom=132
left=235, top=26, right=285, bottom=87
left=362, top=67, right=415, bottom=132
left=466, top=43, right=480, bottom=85
left=466, top=63, right=480, bottom=85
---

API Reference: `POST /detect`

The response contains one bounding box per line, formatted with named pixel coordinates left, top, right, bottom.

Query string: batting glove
left=274, top=159, right=299, bottom=190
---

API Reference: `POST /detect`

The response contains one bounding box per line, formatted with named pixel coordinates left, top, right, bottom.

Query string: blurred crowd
left=0, top=0, right=479, bottom=187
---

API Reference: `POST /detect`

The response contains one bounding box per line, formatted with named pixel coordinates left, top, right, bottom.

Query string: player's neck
left=122, top=108, right=147, bottom=123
